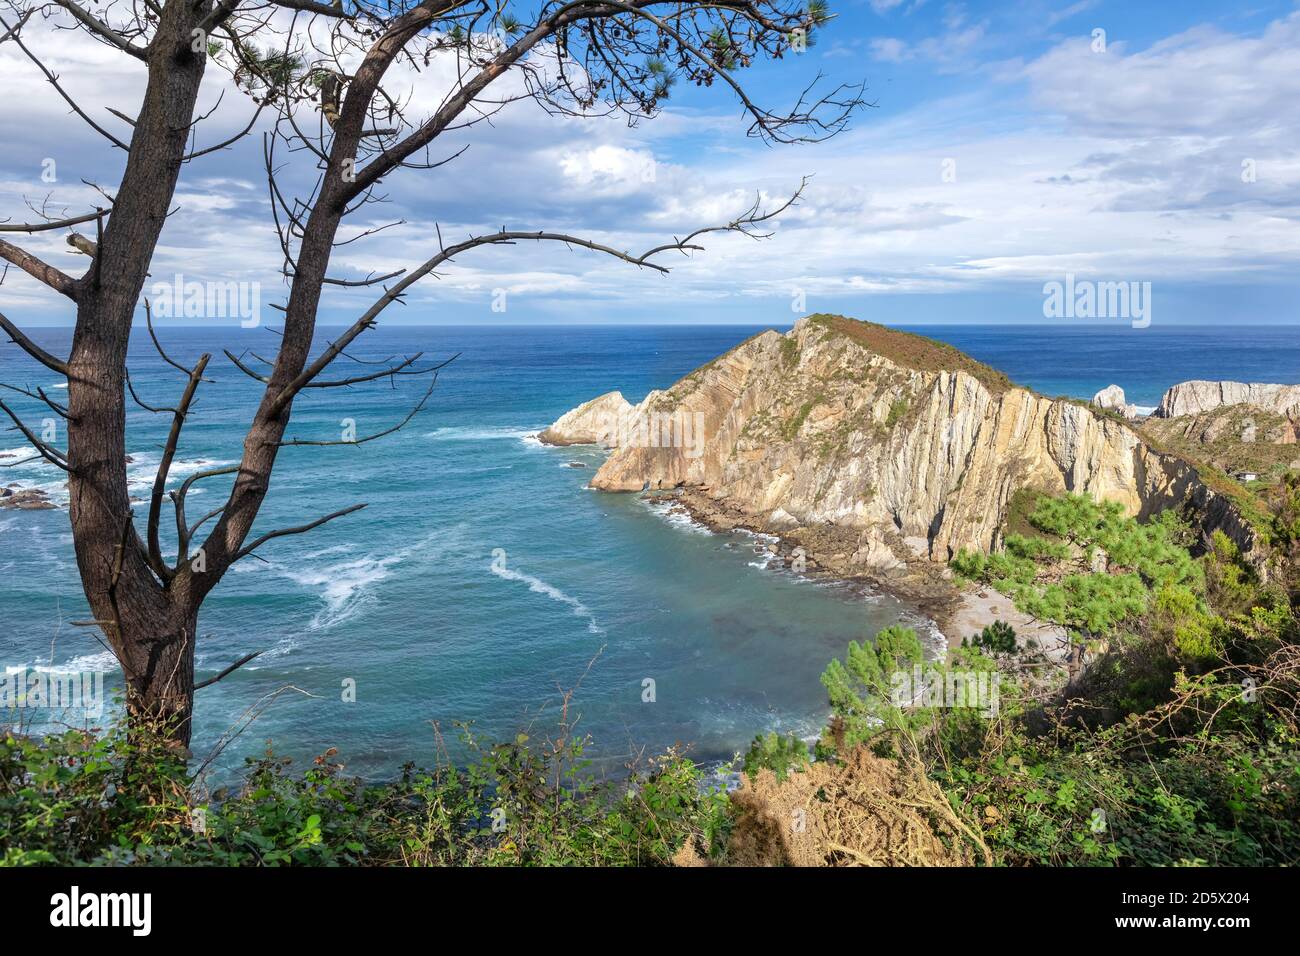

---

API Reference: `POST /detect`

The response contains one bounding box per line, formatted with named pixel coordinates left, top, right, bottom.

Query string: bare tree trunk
left=122, top=606, right=199, bottom=743
left=63, top=1, right=209, bottom=747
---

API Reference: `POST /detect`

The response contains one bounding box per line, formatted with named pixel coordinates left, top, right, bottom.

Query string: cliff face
left=537, top=391, right=632, bottom=446
left=547, top=316, right=1260, bottom=568
left=1157, top=380, right=1300, bottom=418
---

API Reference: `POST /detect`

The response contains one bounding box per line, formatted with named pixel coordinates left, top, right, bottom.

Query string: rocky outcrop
left=1091, top=384, right=1139, bottom=420
left=537, top=391, right=632, bottom=446
left=0, top=485, right=56, bottom=510
left=548, top=315, right=1261, bottom=568
left=1145, top=405, right=1299, bottom=448
left=1156, top=380, right=1300, bottom=419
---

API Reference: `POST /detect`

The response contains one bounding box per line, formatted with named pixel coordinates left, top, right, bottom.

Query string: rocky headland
left=541, top=315, right=1274, bottom=646
left=1140, top=380, right=1300, bottom=489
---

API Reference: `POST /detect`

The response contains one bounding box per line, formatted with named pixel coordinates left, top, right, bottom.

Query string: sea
left=2, top=322, right=1298, bottom=781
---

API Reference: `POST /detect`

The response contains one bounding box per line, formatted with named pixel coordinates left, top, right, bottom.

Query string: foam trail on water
left=424, top=426, right=540, bottom=441
left=489, top=560, right=602, bottom=634
left=263, top=527, right=467, bottom=638
left=6, top=650, right=120, bottom=675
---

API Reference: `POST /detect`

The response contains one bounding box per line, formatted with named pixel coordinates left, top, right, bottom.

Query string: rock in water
left=0, top=485, right=56, bottom=510
left=538, top=391, right=633, bottom=446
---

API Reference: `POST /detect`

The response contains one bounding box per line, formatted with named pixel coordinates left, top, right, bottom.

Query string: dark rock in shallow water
left=565, top=461, right=586, bottom=468
left=0, top=485, right=56, bottom=510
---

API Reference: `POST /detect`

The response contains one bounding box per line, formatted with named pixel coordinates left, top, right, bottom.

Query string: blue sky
left=2, top=0, right=1298, bottom=326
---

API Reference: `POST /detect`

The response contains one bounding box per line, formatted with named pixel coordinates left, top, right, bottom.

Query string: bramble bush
left=0, top=720, right=731, bottom=867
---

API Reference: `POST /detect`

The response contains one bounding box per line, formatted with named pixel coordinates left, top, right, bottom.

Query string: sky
left=2, top=0, right=1298, bottom=327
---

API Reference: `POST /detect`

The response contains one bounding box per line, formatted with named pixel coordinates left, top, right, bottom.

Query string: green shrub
left=820, top=624, right=928, bottom=751
left=0, top=721, right=730, bottom=867
left=885, top=397, right=909, bottom=429
left=743, top=732, right=810, bottom=782
left=964, top=620, right=1017, bottom=655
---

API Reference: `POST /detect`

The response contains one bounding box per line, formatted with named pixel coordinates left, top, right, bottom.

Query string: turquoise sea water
left=2, top=322, right=1298, bottom=779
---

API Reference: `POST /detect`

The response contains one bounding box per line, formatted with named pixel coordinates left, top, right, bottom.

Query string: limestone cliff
left=537, top=391, right=633, bottom=446
left=1156, top=380, right=1300, bottom=419
left=1140, top=403, right=1300, bottom=485
left=546, top=315, right=1262, bottom=570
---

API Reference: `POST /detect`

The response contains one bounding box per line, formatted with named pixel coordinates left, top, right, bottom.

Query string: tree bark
left=65, top=1, right=209, bottom=747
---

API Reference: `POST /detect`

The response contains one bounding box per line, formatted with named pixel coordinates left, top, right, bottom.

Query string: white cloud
left=558, top=145, right=658, bottom=195
left=871, top=38, right=910, bottom=62
left=867, top=5, right=988, bottom=69
left=3, top=8, right=1298, bottom=324
left=1026, top=15, right=1300, bottom=138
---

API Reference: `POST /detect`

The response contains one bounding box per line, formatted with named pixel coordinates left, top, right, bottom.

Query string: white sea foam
left=451, top=464, right=516, bottom=476
left=5, top=650, right=119, bottom=676
left=300, top=544, right=354, bottom=561
left=897, top=610, right=948, bottom=660
left=642, top=497, right=712, bottom=536
left=425, top=426, right=540, bottom=442
left=489, top=559, right=602, bottom=634
left=0, top=447, right=65, bottom=502
left=0, top=452, right=234, bottom=509
left=244, top=636, right=298, bottom=665
left=268, top=530, right=450, bottom=635
left=126, top=455, right=235, bottom=490
left=281, top=552, right=399, bottom=631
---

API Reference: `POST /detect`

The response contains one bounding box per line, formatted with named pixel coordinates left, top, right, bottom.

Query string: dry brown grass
left=677, top=747, right=989, bottom=867
left=808, top=313, right=1016, bottom=395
